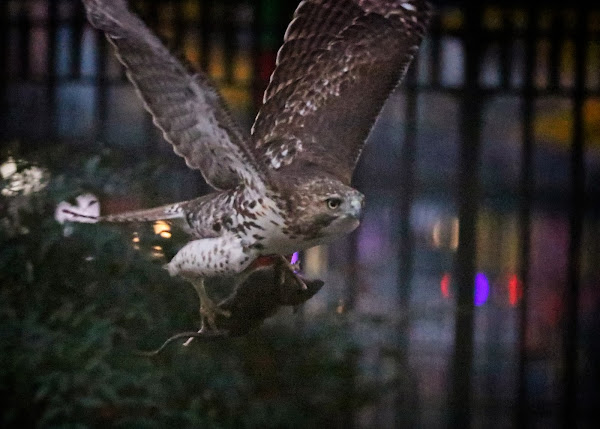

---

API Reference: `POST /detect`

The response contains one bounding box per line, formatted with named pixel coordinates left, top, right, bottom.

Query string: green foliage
left=0, top=146, right=376, bottom=427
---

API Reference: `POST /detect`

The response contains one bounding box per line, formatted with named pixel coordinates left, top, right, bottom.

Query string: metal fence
left=1, top=1, right=599, bottom=427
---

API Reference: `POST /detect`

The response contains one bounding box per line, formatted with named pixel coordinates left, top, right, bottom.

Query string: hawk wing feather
left=82, top=0, right=264, bottom=191
left=252, top=0, right=431, bottom=185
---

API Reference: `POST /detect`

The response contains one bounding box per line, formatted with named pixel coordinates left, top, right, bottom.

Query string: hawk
left=73, top=0, right=431, bottom=332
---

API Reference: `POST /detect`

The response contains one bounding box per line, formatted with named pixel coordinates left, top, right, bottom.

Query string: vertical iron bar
left=500, top=11, right=511, bottom=89
left=146, top=1, right=160, bottom=38
left=0, top=0, right=8, bottom=133
left=251, top=0, right=262, bottom=113
left=18, top=3, right=30, bottom=81
left=200, top=0, right=212, bottom=73
left=47, top=0, right=59, bottom=140
left=394, top=64, right=419, bottom=428
left=145, top=0, right=160, bottom=155
left=71, top=1, right=86, bottom=80
left=548, top=12, right=562, bottom=90
left=95, top=14, right=108, bottom=144
left=562, top=7, right=586, bottom=428
left=343, top=45, right=365, bottom=421
left=173, top=0, right=185, bottom=54
left=430, top=14, right=441, bottom=87
left=223, top=0, right=235, bottom=84
left=516, top=6, right=536, bottom=429
left=448, top=6, right=483, bottom=429
left=192, top=0, right=214, bottom=194
left=342, top=177, right=361, bottom=429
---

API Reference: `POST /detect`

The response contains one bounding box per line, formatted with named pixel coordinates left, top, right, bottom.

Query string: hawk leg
left=278, top=255, right=307, bottom=290
left=183, top=277, right=231, bottom=346
left=183, top=271, right=256, bottom=346
left=185, top=278, right=231, bottom=344
left=164, top=235, right=257, bottom=345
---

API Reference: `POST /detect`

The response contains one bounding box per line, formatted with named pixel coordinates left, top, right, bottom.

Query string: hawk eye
left=326, top=198, right=342, bottom=210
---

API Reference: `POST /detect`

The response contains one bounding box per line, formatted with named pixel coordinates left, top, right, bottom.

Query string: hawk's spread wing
left=83, top=0, right=264, bottom=191
left=251, top=0, right=431, bottom=185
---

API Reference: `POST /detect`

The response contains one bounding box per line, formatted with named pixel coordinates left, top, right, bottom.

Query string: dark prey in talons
left=136, top=259, right=324, bottom=356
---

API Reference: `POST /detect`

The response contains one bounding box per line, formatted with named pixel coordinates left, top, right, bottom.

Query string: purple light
left=474, top=273, right=489, bottom=307
left=290, top=252, right=300, bottom=266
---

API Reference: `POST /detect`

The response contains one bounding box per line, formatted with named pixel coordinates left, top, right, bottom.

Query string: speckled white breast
left=165, top=234, right=257, bottom=279
left=237, top=194, right=302, bottom=255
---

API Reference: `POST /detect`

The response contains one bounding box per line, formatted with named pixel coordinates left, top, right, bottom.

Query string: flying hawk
left=74, top=0, right=431, bottom=332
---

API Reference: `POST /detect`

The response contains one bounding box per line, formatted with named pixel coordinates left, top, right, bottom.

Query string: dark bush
left=0, top=147, right=376, bottom=427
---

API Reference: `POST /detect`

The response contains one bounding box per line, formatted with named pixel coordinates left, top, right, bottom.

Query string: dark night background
left=0, top=1, right=599, bottom=427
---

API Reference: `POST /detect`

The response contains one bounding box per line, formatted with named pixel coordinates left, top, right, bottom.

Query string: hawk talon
left=188, top=278, right=231, bottom=343
left=295, top=275, right=308, bottom=291
left=200, top=299, right=231, bottom=331
left=183, top=303, right=231, bottom=346
left=279, top=255, right=307, bottom=290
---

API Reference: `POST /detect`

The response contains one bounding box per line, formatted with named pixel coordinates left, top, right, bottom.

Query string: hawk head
left=285, top=176, right=365, bottom=241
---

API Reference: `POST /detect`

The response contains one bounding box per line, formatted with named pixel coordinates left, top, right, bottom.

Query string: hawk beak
left=348, top=196, right=364, bottom=219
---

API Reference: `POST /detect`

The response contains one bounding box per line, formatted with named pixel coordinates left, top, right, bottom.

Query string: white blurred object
left=0, top=157, right=17, bottom=179
left=55, top=193, right=100, bottom=224
left=1, top=164, right=49, bottom=197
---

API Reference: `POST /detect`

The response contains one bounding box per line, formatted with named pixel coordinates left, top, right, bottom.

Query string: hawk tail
left=59, top=202, right=186, bottom=224
left=99, top=203, right=186, bottom=224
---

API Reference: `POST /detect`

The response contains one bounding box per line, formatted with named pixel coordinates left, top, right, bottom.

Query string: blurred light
left=431, top=217, right=460, bottom=250
left=304, top=246, right=327, bottom=277
left=336, top=299, right=345, bottom=314
left=289, top=252, right=300, bottom=273
left=483, top=7, right=503, bottom=30
left=441, top=8, right=464, bottom=30
left=441, top=273, right=451, bottom=298
left=153, top=221, right=171, bottom=239
left=132, top=232, right=140, bottom=250
left=290, top=252, right=299, bottom=265
left=152, top=245, right=164, bottom=259
left=234, top=52, right=252, bottom=83
left=451, top=218, right=459, bottom=250
left=432, top=221, right=442, bottom=248
left=474, top=273, right=490, bottom=307
left=508, top=274, right=522, bottom=307
left=1, top=165, right=48, bottom=196
left=0, top=158, right=17, bottom=179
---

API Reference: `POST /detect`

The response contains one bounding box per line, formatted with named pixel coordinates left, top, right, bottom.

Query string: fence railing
left=1, top=1, right=599, bottom=427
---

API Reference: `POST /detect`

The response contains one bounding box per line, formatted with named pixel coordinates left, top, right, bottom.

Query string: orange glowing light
left=441, top=273, right=451, bottom=298
left=153, top=221, right=171, bottom=238
left=508, top=274, right=522, bottom=306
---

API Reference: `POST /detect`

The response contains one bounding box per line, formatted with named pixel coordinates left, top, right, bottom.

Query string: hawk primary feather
left=83, top=0, right=264, bottom=191
left=77, top=0, right=431, bottom=333
left=252, top=0, right=432, bottom=184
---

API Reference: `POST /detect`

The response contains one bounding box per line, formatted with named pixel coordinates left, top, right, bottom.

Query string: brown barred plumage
left=77, top=0, right=431, bottom=333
